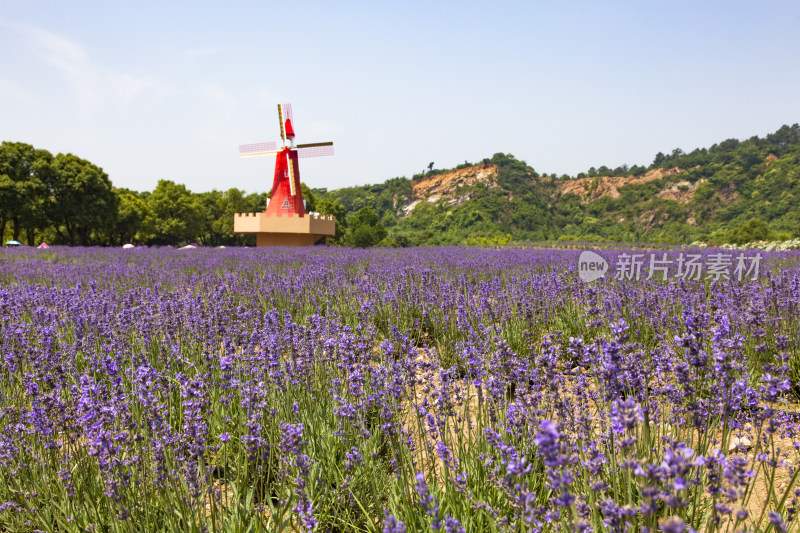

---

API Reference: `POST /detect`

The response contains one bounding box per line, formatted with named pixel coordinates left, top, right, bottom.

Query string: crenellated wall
left=233, top=212, right=336, bottom=246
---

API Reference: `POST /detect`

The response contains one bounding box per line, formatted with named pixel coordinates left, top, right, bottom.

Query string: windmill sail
left=239, top=142, right=278, bottom=157
left=287, top=151, right=297, bottom=196
left=277, top=105, right=286, bottom=142
left=282, top=103, right=295, bottom=138
left=296, top=142, right=334, bottom=158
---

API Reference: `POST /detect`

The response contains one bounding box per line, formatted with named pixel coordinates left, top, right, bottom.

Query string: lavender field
left=2, top=246, right=800, bottom=532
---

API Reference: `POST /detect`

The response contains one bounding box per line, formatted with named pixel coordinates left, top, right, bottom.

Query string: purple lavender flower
left=769, top=511, right=788, bottom=533
left=435, top=441, right=458, bottom=471
left=610, top=398, right=644, bottom=435
left=660, top=516, right=687, bottom=533
left=293, top=497, right=318, bottom=532
left=345, top=446, right=363, bottom=472
left=414, top=473, right=441, bottom=528
left=382, top=510, right=406, bottom=533
left=443, top=516, right=465, bottom=533
left=279, top=422, right=305, bottom=455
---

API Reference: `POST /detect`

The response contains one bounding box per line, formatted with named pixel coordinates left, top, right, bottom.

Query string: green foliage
left=464, top=233, right=512, bottom=246
left=5, top=123, right=800, bottom=247
left=344, top=206, right=387, bottom=247
left=727, top=218, right=771, bottom=244
left=316, top=197, right=346, bottom=244
left=47, top=153, right=118, bottom=246
left=142, top=180, right=205, bottom=245
left=111, top=189, right=148, bottom=245
left=719, top=217, right=787, bottom=245
left=0, top=142, right=52, bottom=244
left=300, top=183, right=316, bottom=212
left=193, top=188, right=265, bottom=247
left=557, top=233, right=605, bottom=242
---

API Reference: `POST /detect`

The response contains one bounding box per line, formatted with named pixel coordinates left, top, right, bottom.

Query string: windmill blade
left=240, top=151, right=280, bottom=158
left=286, top=151, right=296, bottom=196
left=239, top=142, right=278, bottom=157
left=282, top=103, right=293, bottom=123
left=277, top=104, right=286, bottom=142
left=296, top=142, right=334, bottom=158
left=282, top=103, right=295, bottom=138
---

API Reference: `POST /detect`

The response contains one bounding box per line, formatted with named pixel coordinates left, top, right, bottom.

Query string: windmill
left=233, top=104, right=337, bottom=246
left=238, top=103, right=334, bottom=217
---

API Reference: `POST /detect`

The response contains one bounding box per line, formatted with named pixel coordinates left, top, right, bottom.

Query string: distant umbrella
left=122, top=243, right=135, bottom=249
left=37, top=242, right=49, bottom=249
left=179, top=244, right=197, bottom=250
left=4, top=240, right=22, bottom=247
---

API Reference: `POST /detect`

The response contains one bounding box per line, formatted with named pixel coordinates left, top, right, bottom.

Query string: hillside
left=316, top=124, right=800, bottom=245
left=4, top=124, right=799, bottom=247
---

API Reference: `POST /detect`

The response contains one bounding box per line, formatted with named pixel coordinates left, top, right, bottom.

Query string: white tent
left=122, top=243, right=135, bottom=249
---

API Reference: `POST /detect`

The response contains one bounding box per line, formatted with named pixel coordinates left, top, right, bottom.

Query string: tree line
left=0, top=141, right=388, bottom=247
left=5, top=123, right=799, bottom=247
left=318, top=124, right=800, bottom=246
left=0, top=141, right=265, bottom=246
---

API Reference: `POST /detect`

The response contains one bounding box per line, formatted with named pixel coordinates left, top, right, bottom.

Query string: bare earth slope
left=551, top=167, right=685, bottom=203
left=401, top=164, right=499, bottom=215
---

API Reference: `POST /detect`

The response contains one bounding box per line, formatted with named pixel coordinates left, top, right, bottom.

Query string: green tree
left=225, top=188, right=266, bottom=246
left=47, top=153, right=117, bottom=245
left=300, top=183, right=317, bottom=213
left=0, top=142, right=52, bottom=244
left=143, top=180, right=204, bottom=245
left=109, top=189, right=148, bottom=245
left=197, top=190, right=226, bottom=246
left=726, top=218, right=772, bottom=244
left=317, top=197, right=346, bottom=244
left=345, top=206, right=386, bottom=247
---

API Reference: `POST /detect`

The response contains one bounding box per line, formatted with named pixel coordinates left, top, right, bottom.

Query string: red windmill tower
left=233, top=103, right=336, bottom=246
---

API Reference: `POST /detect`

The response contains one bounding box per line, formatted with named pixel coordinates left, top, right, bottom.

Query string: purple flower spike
left=382, top=510, right=407, bottom=533
left=769, top=511, right=788, bottom=533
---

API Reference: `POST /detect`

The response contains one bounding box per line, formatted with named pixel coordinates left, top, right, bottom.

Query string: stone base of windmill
left=233, top=212, right=336, bottom=247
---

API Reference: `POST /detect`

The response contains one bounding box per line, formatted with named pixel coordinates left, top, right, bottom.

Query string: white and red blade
left=239, top=142, right=279, bottom=157
left=296, top=142, right=334, bottom=158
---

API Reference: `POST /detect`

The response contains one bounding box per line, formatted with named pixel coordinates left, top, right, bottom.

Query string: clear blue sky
left=1, top=1, right=799, bottom=194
